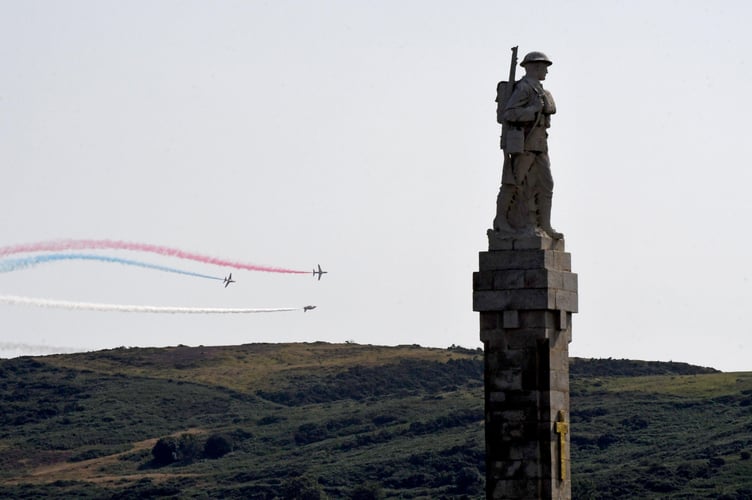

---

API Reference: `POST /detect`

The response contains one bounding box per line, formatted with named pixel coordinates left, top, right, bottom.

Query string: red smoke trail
left=0, top=240, right=308, bottom=274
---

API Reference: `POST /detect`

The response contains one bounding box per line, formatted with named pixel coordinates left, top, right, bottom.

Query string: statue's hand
left=527, top=93, right=545, bottom=113
left=525, top=100, right=543, bottom=116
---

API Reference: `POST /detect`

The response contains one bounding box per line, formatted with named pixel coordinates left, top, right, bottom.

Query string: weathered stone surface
left=473, top=271, right=494, bottom=290
left=496, top=442, right=540, bottom=461
left=520, top=310, right=559, bottom=329
left=491, top=479, right=540, bottom=500
left=475, top=270, right=578, bottom=297
left=491, top=370, right=523, bottom=391
left=487, top=231, right=566, bottom=252
left=475, top=291, right=578, bottom=314
left=480, top=311, right=501, bottom=331
left=489, top=391, right=506, bottom=403
left=554, top=290, right=578, bottom=313
left=479, top=250, right=562, bottom=271
left=503, top=310, right=520, bottom=328
left=473, top=289, right=554, bottom=311
left=476, top=240, right=575, bottom=499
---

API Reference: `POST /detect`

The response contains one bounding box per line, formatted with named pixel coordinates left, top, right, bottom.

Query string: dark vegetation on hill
left=570, top=357, right=719, bottom=378
left=0, top=343, right=750, bottom=499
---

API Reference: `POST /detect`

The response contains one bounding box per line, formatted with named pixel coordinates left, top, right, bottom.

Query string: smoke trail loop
left=0, top=253, right=224, bottom=281
left=0, top=240, right=308, bottom=274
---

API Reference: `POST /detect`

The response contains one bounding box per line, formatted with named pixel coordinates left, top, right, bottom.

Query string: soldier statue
left=493, top=50, right=562, bottom=239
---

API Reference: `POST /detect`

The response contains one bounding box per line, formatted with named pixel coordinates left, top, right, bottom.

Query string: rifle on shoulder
left=496, top=46, right=519, bottom=151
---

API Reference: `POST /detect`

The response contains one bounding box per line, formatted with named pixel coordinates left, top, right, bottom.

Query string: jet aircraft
left=303, top=305, right=317, bottom=312
left=223, top=273, right=236, bottom=288
left=312, top=264, right=328, bottom=280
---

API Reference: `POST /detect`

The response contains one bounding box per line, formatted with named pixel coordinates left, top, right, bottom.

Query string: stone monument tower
left=473, top=48, right=577, bottom=499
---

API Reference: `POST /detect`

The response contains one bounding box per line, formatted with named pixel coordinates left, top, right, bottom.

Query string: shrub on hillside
left=204, top=434, right=233, bottom=459
left=350, top=481, right=384, bottom=500
left=151, top=434, right=201, bottom=466
left=596, top=433, right=619, bottom=450
left=453, top=466, right=483, bottom=495
left=279, top=476, right=328, bottom=499
left=152, top=437, right=179, bottom=465
left=294, top=423, right=328, bottom=446
left=620, top=415, right=649, bottom=430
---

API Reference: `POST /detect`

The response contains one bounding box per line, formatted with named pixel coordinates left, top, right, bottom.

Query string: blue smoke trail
left=0, top=253, right=224, bottom=282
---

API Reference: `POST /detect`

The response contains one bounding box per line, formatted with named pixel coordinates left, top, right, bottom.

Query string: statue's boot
left=493, top=215, right=517, bottom=233
left=493, top=186, right=518, bottom=234
left=538, top=194, right=563, bottom=240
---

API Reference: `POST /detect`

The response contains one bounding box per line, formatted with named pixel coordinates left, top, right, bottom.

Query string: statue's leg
left=533, top=154, right=562, bottom=239
left=493, top=155, right=519, bottom=233
left=537, top=193, right=562, bottom=239
left=493, top=183, right=517, bottom=232
left=510, top=153, right=536, bottom=234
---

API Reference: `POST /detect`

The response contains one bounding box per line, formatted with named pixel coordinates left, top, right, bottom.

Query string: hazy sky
left=2, top=1, right=751, bottom=371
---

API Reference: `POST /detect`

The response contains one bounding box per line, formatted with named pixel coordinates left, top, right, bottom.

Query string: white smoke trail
left=0, top=342, right=82, bottom=355
left=0, top=295, right=301, bottom=314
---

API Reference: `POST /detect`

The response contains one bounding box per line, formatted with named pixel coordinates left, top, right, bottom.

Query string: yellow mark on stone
left=555, top=410, right=568, bottom=481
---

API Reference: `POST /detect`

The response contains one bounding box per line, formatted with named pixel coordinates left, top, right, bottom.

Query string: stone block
left=479, top=311, right=501, bottom=331
left=491, top=370, right=523, bottom=391
left=554, top=252, right=572, bottom=271
left=555, top=290, right=578, bottom=313
left=498, top=422, right=527, bottom=439
left=503, top=310, right=519, bottom=328
left=519, top=310, right=557, bottom=329
left=491, top=479, right=540, bottom=500
left=479, top=329, right=493, bottom=343
left=480, top=329, right=507, bottom=344
left=538, top=390, right=569, bottom=418
left=473, top=289, right=555, bottom=311
left=479, top=250, right=561, bottom=271
left=491, top=348, right=526, bottom=367
left=475, top=288, right=576, bottom=313
left=562, top=272, right=578, bottom=291
left=524, top=460, right=543, bottom=479
left=550, top=370, right=570, bottom=392
left=486, top=230, right=567, bottom=252
left=506, top=329, right=554, bottom=349
left=486, top=230, right=516, bottom=250
left=548, top=348, right=570, bottom=372
left=497, top=441, right=539, bottom=461
left=494, top=270, right=526, bottom=290
left=496, top=460, right=524, bottom=479
left=551, top=326, right=571, bottom=345
left=489, top=391, right=506, bottom=403
left=520, top=358, right=543, bottom=389
left=500, top=407, right=539, bottom=423
left=475, top=269, right=578, bottom=293
left=513, top=235, right=565, bottom=251
left=510, top=237, right=545, bottom=250
left=504, top=390, right=541, bottom=407
left=522, top=269, right=560, bottom=288
left=473, top=271, right=493, bottom=290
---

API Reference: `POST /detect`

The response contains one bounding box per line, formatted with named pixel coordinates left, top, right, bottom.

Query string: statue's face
left=526, top=62, right=549, bottom=81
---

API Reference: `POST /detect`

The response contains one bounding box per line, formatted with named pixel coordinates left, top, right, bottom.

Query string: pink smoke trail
left=0, top=240, right=308, bottom=274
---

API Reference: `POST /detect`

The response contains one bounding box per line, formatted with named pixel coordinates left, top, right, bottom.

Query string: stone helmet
left=520, top=51, right=553, bottom=67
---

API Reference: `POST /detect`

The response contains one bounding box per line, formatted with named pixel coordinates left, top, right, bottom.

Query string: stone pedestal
left=473, top=232, right=577, bottom=500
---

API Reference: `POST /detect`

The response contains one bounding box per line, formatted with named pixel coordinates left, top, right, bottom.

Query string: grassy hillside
left=0, top=343, right=750, bottom=499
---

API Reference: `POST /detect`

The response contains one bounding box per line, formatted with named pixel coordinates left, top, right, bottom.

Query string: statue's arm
left=501, top=82, right=542, bottom=123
